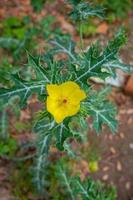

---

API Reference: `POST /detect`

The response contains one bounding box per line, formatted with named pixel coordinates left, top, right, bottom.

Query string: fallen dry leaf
left=110, top=147, right=116, bottom=154
left=103, top=166, right=109, bottom=172
left=119, top=132, right=125, bottom=139
left=128, top=117, right=133, bottom=125
left=97, top=22, right=108, bottom=34
left=102, top=174, right=109, bottom=181
left=127, top=109, right=133, bottom=114
left=116, top=161, right=122, bottom=171
left=124, top=75, right=133, bottom=95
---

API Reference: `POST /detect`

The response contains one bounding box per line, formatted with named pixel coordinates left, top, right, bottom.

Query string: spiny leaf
left=30, top=0, right=46, bottom=12
left=50, top=36, right=77, bottom=61
left=69, top=2, right=105, bottom=21
left=0, top=104, right=8, bottom=139
left=72, top=177, right=117, bottom=200
left=0, top=53, right=57, bottom=107
left=57, top=166, right=76, bottom=200
left=55, top=162, right=117, bottom=200
left=33, top=115, right=53, bottom=194
left=67, top=0, right=81, bottom=6
left=63, top=140, right=76, bottom=158
left=69, top=115, right=88, bottom=141
left=72, top=176, right=90, bottom=199
left=34, top=114, right=72, bottom=151
left=50, top=30, right=132, bottom=85
left=27, top=53, right=51, bottom=82
left=0, top=37, right=20, bottom=49
left=74, top=29, right=132, bottom=83
left=54, top=121, right=72, bottom=151
left=0, top=75, right=46, bottom=107
left=81, top=87, right=117, bottom=133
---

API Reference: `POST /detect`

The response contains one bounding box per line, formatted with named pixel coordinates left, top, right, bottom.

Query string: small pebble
left=103, top=166, right=109, bottom=172
left=119, top=110, right=126, bottom=114
left=128, top=118, right=133, bottom=125
left=127, top=109, right=133, bottom=114
left=102, top=174, right=109, bottom=181
left=129, top=143, right=133, bottom=149
left=119, top=132, right=125, bottom=139
left=125, top=182, right=131, bottom=190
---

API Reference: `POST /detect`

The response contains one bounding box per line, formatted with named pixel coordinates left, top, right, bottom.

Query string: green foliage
left=94, top=0, right=133, bottom=20
left=31, top=0, right=46, bottom=12
left=0, top=58, right=19, bottom=86
left=81, top=87, right=117, bottom=133
left=39, top=16, right=62, bottom=39
left=77, top=22, right=97, bottom=37
left=0, top=29, right=132, bottom=193
left=48, top=159, right=117, bottom=200
left=0, top=97, right=20, bottom=139
left=11, top=162, right=35, bottom=200
left=104, top=0, right=133, bottom=19
left=0, top=1, right=132, bottom=196
left=0, top=16, right=38, bottom=61
left=51, top=29, right=131, bottom=83
left=2, top=17, right=26, bottom=39
left=0, top=136, right=17, bottom=156
left=69, top=2, right=105, bottom=21
left=0, top=74, right=46, bottom=107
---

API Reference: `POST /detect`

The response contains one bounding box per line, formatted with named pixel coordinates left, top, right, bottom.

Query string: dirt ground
left=91, top=92, right=133, bottom=200
left=0, top=0, right=133, bottom=200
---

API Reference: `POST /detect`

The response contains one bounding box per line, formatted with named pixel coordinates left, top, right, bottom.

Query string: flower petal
left=61, top=81, right=80, bottom=96
left=46, top=84, right=62, bottom=99
left=69, top=89, right=86, bottom=105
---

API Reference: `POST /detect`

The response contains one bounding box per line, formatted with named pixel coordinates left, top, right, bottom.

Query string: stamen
left=63, top=99, right=67, bottom=103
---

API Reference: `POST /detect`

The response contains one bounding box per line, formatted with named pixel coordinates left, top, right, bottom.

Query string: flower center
left=62, top=99, right=67, bottom=104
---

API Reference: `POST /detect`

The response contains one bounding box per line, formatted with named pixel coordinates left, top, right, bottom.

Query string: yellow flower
left=46, top=81, right=86, bottom=123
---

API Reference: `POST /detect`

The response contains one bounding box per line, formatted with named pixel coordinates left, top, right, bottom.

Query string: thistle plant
left=0, top=0, right=132, bottom=197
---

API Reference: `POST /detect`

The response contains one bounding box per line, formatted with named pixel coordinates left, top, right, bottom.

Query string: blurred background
left=0, top=0, right=133, bottom=200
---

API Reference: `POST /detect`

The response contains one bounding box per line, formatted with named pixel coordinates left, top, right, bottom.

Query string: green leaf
left=0, top=53, right=58, bottom=107
left=74, top=29, right=132, bottom=83
left=33, top=114, right=53, bottom=193
left=0, top=37, right=20, bottom=49
left=41, top=52, right=77, bottom=84
left=72, top=177, right=117, bottom=200
left=72, top=176, right=90, bottom=199
left=0, top=104, right=8, bottom=139
left=34, top=112, right=55, bottom=134
left=34, top=114, right=73, bottom=151
left=0, top=75, right=46, bottom=107
left=68, top=0, right=81, bottom=6
left=0, top=97, right=20, bottom=139
left=63, top=140, right=76, bottom=158
left=57, top=166, right=76, bottom=200
left=33, top=134, right=51, bottom=194
left=69, top=115, right=88, bottom=141
left=54, top=121, right=72, bottom=151
left=27, top=52, right=50, bottom=82
left=50, top=36, right=77, bottom=61
left=50, top=30, right=132, bottom=85
left=30, top=0, right=46, bottom=12
left=69, top=2, right=105, bottom=21
left=81, top=87, right=117, bottom=133
left=55, top=161, right=117, bottom=200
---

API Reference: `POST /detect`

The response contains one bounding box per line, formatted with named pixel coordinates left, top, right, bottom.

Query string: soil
left=90, top=92, right=133, bottom=200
